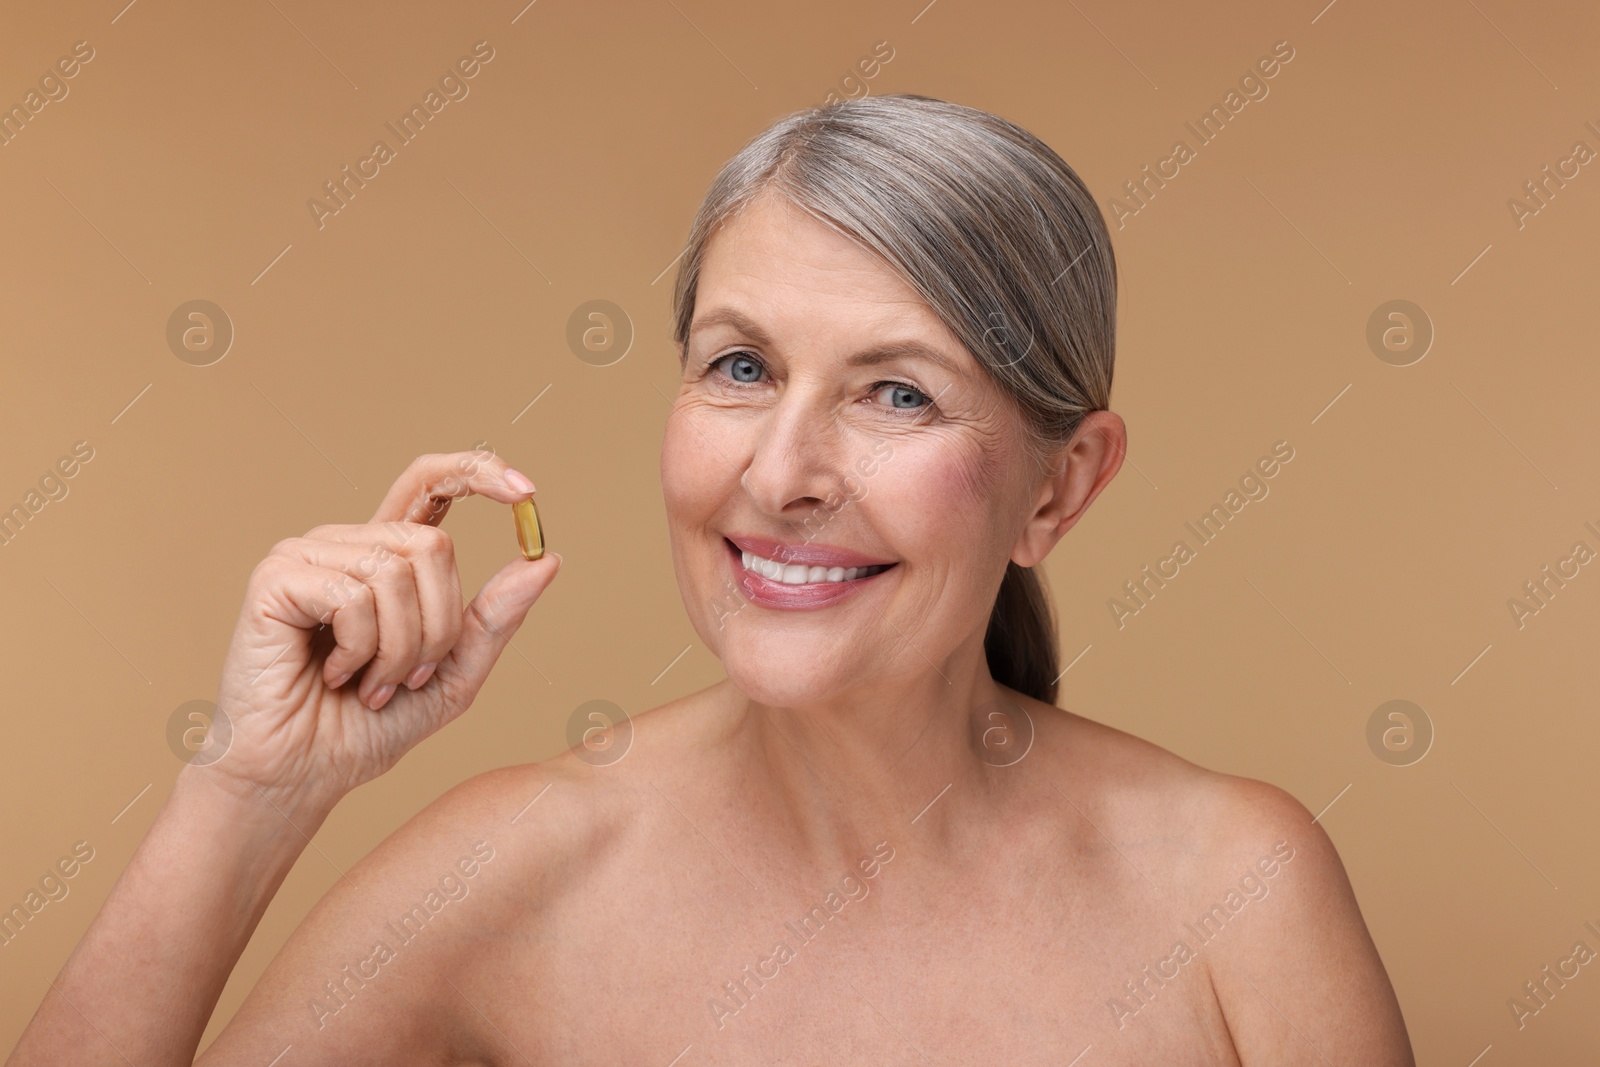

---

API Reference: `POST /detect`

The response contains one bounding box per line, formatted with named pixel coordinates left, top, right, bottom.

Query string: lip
left=725, top=533, right=897, bottom=569
left=723, top=537, right=896, bottom=611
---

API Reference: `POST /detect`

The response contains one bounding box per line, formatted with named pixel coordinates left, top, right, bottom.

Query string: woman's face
left=661, top=190, right=1050, bottom=707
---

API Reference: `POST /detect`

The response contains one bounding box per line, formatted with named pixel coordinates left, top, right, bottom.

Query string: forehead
left=692, top=191, right=956, bottom=343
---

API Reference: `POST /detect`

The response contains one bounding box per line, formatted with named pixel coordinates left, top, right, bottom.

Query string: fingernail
left=404, top=662, right=437, bottom=690
left=369, top=683, right=396, bottom=710
left=504, top=468, right=535, bottom=495
left=330, top=670, right=353, bottom=689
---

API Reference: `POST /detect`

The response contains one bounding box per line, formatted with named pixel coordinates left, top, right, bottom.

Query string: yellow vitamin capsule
left=512, top=497, right=544, bottom=560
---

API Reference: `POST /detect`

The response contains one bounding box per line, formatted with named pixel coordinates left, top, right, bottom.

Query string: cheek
left=873, top=433, right=1010, bottom=551
left=660, top=406, right=726, bottom=517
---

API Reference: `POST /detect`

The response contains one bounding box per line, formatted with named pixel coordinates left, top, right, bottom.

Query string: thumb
left=433, top=551, right=563, bottom=714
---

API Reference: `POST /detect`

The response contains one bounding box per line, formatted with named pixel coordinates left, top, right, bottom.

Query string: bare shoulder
left=396, top=682, right=725, bottom=915
left=1022, top=694, right=1413, bottom=1064
left=200, top=686, right=718, bottom=1064
left=1019, top=695, right=1294, bottom=879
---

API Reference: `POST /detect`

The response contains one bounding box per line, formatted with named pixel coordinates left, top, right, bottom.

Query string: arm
left=7, top=451, right=562, bottom=1066
left=1201, top=779, right=1414, bottom=1065
left=8, top=770, right=329, bottom=1066
left=193, top=765, right=555, bottom=1066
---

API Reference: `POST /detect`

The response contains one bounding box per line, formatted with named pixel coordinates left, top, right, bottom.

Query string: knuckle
left=411, top=525, right=455, bottom=563
left=267, top=536, right=303, bottom=558
left=248, top=554, right=283, bottom=588
left=341, top=580, right=376, bottom=611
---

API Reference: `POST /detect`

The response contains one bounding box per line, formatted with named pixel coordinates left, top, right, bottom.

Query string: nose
left=738, top=382, right=851, bottom=519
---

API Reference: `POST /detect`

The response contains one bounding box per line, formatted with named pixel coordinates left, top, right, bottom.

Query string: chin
left=717, top=632, right=856, bottom=708
left=724, top=667, right=844, bottom=709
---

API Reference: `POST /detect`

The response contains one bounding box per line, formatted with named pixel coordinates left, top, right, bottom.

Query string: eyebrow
left=689, top=306, right=964, bottom=378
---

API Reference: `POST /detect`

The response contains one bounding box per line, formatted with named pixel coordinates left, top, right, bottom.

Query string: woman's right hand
left=198, top=449, right=562, bottom=819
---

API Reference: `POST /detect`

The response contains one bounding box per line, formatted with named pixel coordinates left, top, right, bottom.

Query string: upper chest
left=465, top=824, right=1244, bottom=1067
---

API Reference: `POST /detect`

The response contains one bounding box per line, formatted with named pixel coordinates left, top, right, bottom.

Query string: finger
left=249, top=553, right=379, bottom=689
left=299, top=523, right=464, bottom=682
left=369, top=450, right=536, bottom=528
left=428, top=552, right=563, bottom=723
left=269, top=538, right=422, bottom=703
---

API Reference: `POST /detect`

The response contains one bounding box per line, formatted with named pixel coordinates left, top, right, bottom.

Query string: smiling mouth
left=725, top=538, right=897, bottom=585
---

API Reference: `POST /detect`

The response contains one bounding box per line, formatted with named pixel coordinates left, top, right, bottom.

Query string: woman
left=10, top=94, right=1413, bottom=1065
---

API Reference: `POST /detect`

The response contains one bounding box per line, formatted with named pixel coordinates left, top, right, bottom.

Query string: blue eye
left=879, top=383, right=930, bottom=410
left=704, top=351, right=935, bottom=418
left=705, top=351, right=768, bottom=384
left=719, top=353, right=763, bottom=383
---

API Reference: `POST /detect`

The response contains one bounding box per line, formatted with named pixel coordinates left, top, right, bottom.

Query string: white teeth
left=738, top=546, right=887, bottom=585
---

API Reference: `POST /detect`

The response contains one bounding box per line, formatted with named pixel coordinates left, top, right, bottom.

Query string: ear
left=1010, top=411, right=1126, bottom=568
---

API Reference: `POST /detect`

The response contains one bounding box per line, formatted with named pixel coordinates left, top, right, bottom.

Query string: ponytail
left=984, top=561, right=1060, bottom=705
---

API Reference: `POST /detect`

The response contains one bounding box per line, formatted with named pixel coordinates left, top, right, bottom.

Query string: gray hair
left=670, top=93, right=1118, bottom=706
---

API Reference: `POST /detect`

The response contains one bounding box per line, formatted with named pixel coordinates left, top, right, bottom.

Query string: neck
left=722, top=637, right=1021, bottom=874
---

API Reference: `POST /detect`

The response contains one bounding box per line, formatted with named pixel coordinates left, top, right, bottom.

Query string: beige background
left=2, top=0, right=1597, bottom=1060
